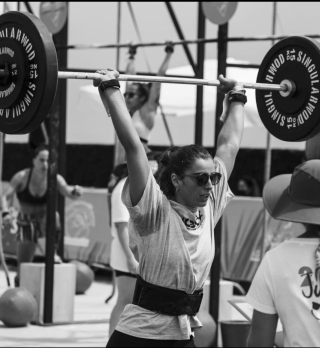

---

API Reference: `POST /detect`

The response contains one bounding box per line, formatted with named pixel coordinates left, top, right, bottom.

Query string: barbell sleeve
left=57, top=71, right=288, bottom=92
left=240, top=82, right=287, bottom=91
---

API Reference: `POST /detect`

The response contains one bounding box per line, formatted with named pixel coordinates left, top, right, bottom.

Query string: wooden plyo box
left=20, top=263, right=76, bottom=324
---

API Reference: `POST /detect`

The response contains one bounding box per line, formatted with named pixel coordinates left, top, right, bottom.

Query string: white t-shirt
left=110, top=178, right=131, bottom=272
left=247, top=238, right=320, bottom=347
left=116, top=156, right=233, bottom=340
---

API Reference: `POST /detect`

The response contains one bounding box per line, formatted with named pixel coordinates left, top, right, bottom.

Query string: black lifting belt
left=132, top=275, right=203, bottom=316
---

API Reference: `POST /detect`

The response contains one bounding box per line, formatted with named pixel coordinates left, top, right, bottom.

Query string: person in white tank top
left=113, top=43, right=174, bottom=166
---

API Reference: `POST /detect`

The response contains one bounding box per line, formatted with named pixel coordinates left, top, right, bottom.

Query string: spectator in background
left=236, top=175, right=261, bottom=197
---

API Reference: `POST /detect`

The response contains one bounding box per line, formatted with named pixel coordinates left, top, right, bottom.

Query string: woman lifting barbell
left=93, top=68, right=246, bottom=347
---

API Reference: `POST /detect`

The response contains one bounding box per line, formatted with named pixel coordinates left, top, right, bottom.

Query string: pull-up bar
left=55, top=34, right=320, bottom=50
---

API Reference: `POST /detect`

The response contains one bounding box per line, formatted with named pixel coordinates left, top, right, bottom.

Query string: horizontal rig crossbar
left=57, top=72, right=287, bottom=91
left=55, top=34, right=320, bottom=50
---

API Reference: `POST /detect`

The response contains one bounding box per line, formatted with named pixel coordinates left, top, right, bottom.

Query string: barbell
left=0, top=11, right=320, bottom=142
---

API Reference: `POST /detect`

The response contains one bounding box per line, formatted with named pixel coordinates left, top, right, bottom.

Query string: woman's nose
left=205, top=179, right=213, bottom=190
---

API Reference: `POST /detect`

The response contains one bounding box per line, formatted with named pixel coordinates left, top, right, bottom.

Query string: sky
left=2, top=2, right=320, bottom=150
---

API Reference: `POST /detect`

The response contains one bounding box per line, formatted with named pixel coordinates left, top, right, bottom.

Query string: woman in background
left=1, top=144, right=83, bottom=286
left=114, top=43, right=174, bottom=165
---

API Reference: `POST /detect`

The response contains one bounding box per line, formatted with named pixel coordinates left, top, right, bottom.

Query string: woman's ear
left=171, top=173, right=180, bottom=191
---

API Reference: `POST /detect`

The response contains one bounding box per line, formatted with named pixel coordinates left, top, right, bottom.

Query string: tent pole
left=262, top=2, right=277, bottom=256
left=195, top=2, right=205, bottom=146
left=116, top=2, right=121, bottom=70
left=211, top=21, right=229, bottom=348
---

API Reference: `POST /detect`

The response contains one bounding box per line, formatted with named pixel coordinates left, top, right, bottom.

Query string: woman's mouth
left=199, top=194, right=209, bottom=200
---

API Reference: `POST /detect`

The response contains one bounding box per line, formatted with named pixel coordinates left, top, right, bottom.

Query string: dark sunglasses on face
left=182, top=172, right=222, bottom=186
left=124, top=92, right=137, bottom=99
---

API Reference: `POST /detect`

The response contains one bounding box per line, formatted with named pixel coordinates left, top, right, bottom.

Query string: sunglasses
left=182, top=172, right=222, bottom=186
left=124, top=92, right=137, bottom=99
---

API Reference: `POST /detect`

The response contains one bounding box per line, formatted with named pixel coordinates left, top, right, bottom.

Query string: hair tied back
left=158, top=146, right=180, bottom=166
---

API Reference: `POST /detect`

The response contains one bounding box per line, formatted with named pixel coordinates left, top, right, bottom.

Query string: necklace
left=195, top=210, right=202, bottom=222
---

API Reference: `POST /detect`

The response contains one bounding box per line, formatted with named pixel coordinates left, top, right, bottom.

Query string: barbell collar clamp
left=279, top=79, right=296, bottom=98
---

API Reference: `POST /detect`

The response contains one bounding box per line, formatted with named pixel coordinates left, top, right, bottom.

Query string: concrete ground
left=0, top=266, right=115, bottom=347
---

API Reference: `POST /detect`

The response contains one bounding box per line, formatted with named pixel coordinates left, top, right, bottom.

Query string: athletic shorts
left=16, top=211, right=61, bottom=243
left=107, top=330, right=195, bottom=347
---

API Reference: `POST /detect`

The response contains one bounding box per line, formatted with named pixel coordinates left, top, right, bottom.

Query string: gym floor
left=0, top=267, right=114, bottom=347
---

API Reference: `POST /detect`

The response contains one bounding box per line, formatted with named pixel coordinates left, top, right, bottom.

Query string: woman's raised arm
left=94, top=69, right=150, bottom=206
left=215, top=75, right=245, bottom=179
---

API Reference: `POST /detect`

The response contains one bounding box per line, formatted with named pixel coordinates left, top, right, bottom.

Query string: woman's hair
left=132, top=82, right=151, bottom=105
left=154, top=145, right=212, bottom=198
left=33, top=143, right=49, bottom=159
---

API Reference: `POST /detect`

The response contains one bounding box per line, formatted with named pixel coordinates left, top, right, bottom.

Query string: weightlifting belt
left=132, top=275, right=203, bottom=316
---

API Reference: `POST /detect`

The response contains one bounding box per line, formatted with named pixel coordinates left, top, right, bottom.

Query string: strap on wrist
left=99, top=79, right=120, bottom=91
left=229, top=92, right=247, bottom=105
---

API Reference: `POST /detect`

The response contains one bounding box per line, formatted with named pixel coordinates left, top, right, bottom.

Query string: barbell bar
left=57, top=71, right=289, bottom=92
left=0, top=11, right=320, bottom=142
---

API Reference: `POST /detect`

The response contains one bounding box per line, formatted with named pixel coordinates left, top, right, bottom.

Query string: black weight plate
left=256, top=36, right=320, bottom=142
left=0, top=40, right=25, bottom=109
left=0, top=11, right=58, bottom=134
